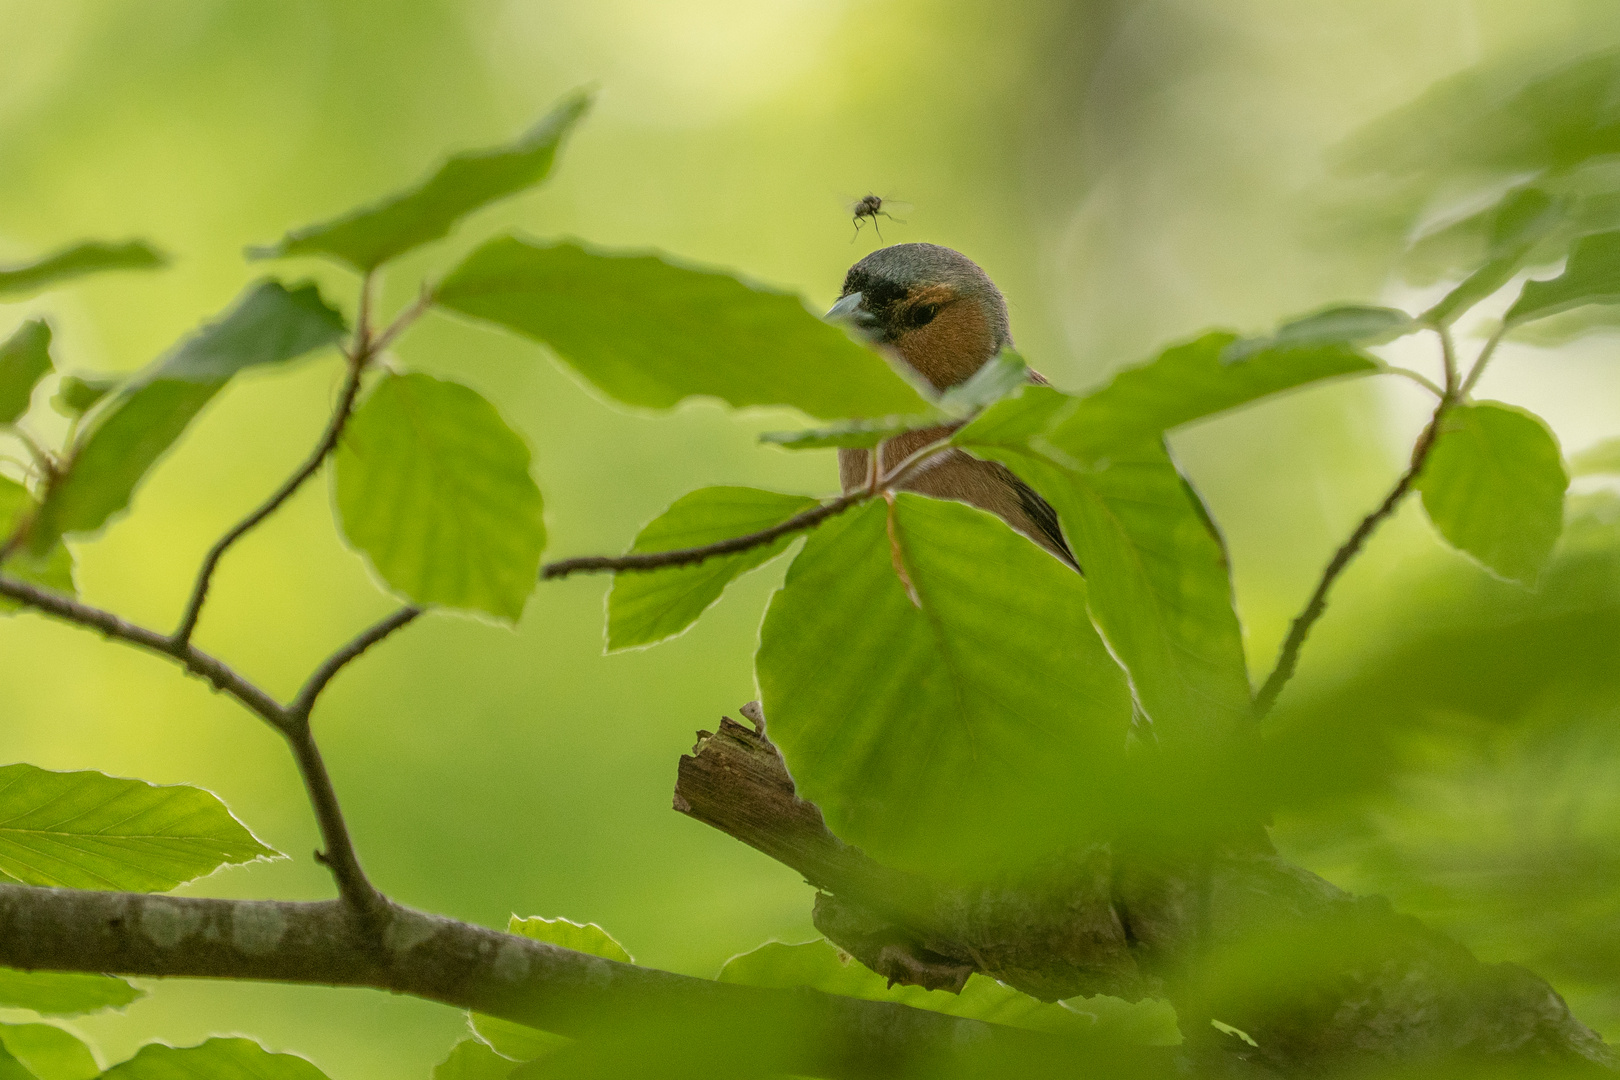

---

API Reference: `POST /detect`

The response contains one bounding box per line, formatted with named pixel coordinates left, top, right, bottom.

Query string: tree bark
left=675, top=711, right=1618, bottom=1078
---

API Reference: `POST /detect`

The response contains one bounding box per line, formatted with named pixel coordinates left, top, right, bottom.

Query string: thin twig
left=284, top=725, right=385, bottom=916
left=371, top=285, right=434, bottom=355
left=1254, top=335, right=1458, bottom=716
left=1460, top=325, right=1509, bottom=397
left=171, top=271, right=379, bottom=646
left=291, top=606, right=422, bottom=720
left=541, top=436, right=956, bottom=580
left=1384, top=366, right=1445, bottom=399
left=0, top=574, right=291, bottom=732
left=1439, top=325, right=1461, bottom=395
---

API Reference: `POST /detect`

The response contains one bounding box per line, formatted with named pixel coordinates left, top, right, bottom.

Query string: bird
left=824, top=242, right=1078, bottom=568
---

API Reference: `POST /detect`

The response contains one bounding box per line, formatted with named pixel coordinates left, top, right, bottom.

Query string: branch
left=542, top=436, right=956, bottom=581
left=170, top=349, right=371, bottom=645
left=0, top=574, right=289, bottom=732
left=0, top=885, right=1168, bottom=1080
left=290, top=606, right=421, bottom=720
left=0, top=574, right=391, bottom=917
left=674, top=709, right=1618, bottom=1076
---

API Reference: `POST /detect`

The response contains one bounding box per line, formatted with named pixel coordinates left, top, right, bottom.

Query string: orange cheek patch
left=896, top=300, right=994, bottom=390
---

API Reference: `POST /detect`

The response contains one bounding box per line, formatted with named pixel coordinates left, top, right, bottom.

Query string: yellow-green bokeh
left=2, top=2, right=1619, bottom=1077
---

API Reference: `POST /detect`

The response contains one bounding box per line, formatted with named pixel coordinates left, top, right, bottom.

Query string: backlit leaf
left=757, top=495, right=1132, bottom=873
left=1505, top=229, right=1620, bottom=327
left=0, top=1042, right=30, bottom=1080
left=335, top=373, right=545, bottom=621
left=719, top=939, right=1101, bottom=1036
left=50, top=376, right=118, bottom=420
left=0, top=763, right=278, bottom=891
left=1426, top=188, right=1566, bottom=325
left=0, top=477, right=76, bottom=611
left=966, top=439, right=1252, bottom=743
left=0, top=242, right=166, bottom=300
left=0, top=322, right=52, bottom=424
left=29, top=280, right=346, bottom=553
left=0, top=970, right=141, bottom=1016
left=469, top=917, right=630, bottom=1061
left=0, top=1023, right=99, bottom=1080
left=1570, top=438, right=1620, bottom=476
left=1416, top=402, right=1568, bottom=585
left=758, top=414, right=939, bottom=450
left=607, top=487, right=818, bottom=650
left=1223, top=305, right=1415, bottom=361
left=433, top=1041, right=517, bottom=1080
left=99, top=1039, right=329, bottom=1080
left=962, top=332, right=1377, bottom=465
left=251, top=92, right=590, bottom=272
left=435, top=237, right=930, bottom=420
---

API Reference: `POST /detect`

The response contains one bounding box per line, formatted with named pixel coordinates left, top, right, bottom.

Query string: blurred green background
left=3, top=2, right=1619, bottom=1077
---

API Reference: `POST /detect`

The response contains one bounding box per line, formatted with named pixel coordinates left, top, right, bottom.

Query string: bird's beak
left=825, top=291, right=881, bottom=339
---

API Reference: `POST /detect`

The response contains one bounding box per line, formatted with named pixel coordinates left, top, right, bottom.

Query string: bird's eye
left=910, top=303, right=940, bottom=328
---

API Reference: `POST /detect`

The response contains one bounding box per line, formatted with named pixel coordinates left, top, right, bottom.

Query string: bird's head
left=826, top=243, right=1011, bottom=391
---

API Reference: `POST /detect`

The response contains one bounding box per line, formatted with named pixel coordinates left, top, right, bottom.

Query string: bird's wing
left=1005, top=469, right=1080, bottom=571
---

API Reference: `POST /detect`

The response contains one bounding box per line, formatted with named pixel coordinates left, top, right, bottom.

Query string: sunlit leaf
left=1416, top=402, right=1568, bottom=585
left=758, top=414, right=939, bottom=450
left=966, top=439, right=1252, bottom=742
left=251, top=91, right=591, bottom=272
left=435, top=237, right=930, bottom=420
left=0, top=478, right=76, bottom=611
left=0, top=1042, right=31, bottom=1080
left=757, top=495, right=1132, bottom=874
left=469, top=917, right=630, bottom=1061
left=1223, top=305, right=1416, bottom=361
left=0, top=763, right=278, bottom=891
left=1505, top=229, right=1620, bottom=327
left=1570, top=438, right=1620, bottom=477
left=99, top=1039, right=329, bottom=1080
left=49, top=376, right=118, bottom=420
left=936, top=349, right=1030, bottom=415
left=433, top=1041, right=517, bottom=1080
left=962, top=332, right=1377, bottom=465
left=0, top=322, right=52, bottom=424
left=0, top=242, right=166, bottom=300
left=719, top=939, right=1101, bottom=1036
left=607, top=487, right=818, bottom=650
left=28, top=280, right=347, bottom=554
left=0, top=970, right=141, bottom=1016
left=1426, top=188, right=1566, bottom=325
left=0, top=1023, right=99, bottom=1080
left=334, top=373, right=545, bottom=621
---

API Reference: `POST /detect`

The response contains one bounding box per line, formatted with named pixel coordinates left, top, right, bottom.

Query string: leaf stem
left=540, top=436, right=956, bottom=580
left=1460, top=325, right=1509, bottom=397
left=1254, top=331, right=1458, bottom=716
left=1384, top=366, right=1445, bottom=399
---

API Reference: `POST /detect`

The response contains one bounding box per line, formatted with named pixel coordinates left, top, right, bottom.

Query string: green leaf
left=0, top=1042, right=32, bottom=1080
left=469, top=917, right=630, bottom=1061
left=49, top=376, right=117, bottom=420
left=1426, top=188, right=1566, bottom=325
left=719, top=939, right=1098, bottom=1036
left=758, top=414, right=941, bottom=451
left=433, top=1041, right=517, bottom=1080
left=29, top=280, right=346, bottom=553
left=757, top=495, right=1133, bottom=873
left=435, top=237, right=931, bottom=420
left=0, top=763, right=279, bottom=891
left=936, top=349, right=1030, bottom=416
left=0, top=478, right=76, bottom=612
left=0, top=1023, right=99, bottom=1080
left=606, top=487, right=818, bottom=650
left=1505, top=229, right=1620, bottom=327
left=1223, top=305, right=1416, bottom=362
left=0, top=242, right=166, bottom=300
left=251, top=92, right=591, bottom=272
left=0, top=322, right=53, bottom=424
left=1570, top=437, right=1620, bottom=476
left=99, top=1039, right=329, bottom=1080
left=966, top=440, right=1252, bottom=743
left=334, top=373, right=545, bottom=621
left=966, top=332, right=1377, bottom=465
left=0, top=970, right=141, bottom=1016
left=1416, top=402, right=1568, bottom=585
